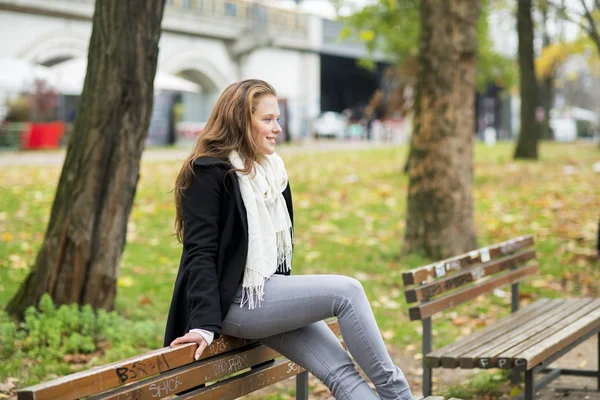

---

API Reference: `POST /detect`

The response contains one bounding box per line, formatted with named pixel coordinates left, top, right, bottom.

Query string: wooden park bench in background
left=16, top=316, right=458, bottom=400
left=402, top=235, right=600, bottom=400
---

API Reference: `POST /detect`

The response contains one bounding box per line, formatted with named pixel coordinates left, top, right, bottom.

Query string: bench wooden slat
left=87, top=320, right=340, bottom=400
left=499, top=299, right=600, bottom=370
left=176, top=358, right=305, bottom=399
left=89, top=343, right=279, bottom=400
left=496, top=299, right=600, bottom=363
left=409, top=264, right=539, bottom=321
left=16, top=343, right=198, bottom=400
left=402, top=235, right=534, bottom=286
left=405, top=249, right=536, bottom=303
left=458, top=298, right=595, bottom=368
left=18, top=319, right=341, bottom=400
left=425, top=298, right=558, bottom=368
left=513, top=301, right=600, bottom=371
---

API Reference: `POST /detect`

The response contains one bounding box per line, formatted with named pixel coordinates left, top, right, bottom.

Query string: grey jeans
left=221, top=274, right=413, bottom=400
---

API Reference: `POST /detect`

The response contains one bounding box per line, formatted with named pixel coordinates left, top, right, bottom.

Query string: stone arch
left=17, top=30, right=89, bottom=66
left=160, top=52, right=230, bottom=92
left=160, top=52, right=232, bottom=123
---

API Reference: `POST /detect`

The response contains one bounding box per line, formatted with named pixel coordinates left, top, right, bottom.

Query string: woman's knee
left=336, top=276, right=365, bottom=300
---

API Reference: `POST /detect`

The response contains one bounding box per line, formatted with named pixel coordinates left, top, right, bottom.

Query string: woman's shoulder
left=190, top=156, right=233, bottom=189
left=193, top=156, right=230, bottom=169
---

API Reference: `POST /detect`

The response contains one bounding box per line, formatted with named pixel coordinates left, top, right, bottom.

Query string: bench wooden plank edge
left=409, top=264, right=539, bottom=321
left=405, top=249, right=536, bottom=303
left=88, top=342, right=278, bottom=400
left=402, top=235, right=534, bottom=286
left=16, top=343, right=198, bottom=400
left=177, top=358, right=306, bottom=399
left=465, top=299, right=600, bottom=369
left=427, top=299, right=559, bottom=368
left=91, top=320, right=341, bottom=400
left=513, top=304, right=600, bottom=371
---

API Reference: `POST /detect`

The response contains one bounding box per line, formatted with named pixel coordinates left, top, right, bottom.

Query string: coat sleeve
left=181, top=165, right=225, bottom=336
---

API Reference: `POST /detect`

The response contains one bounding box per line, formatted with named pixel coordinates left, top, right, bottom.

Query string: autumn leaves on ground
left=1, top=142, right=599, bottom=399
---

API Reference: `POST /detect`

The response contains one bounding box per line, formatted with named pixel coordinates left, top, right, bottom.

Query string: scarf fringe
left=276, top=228, right=293, bottom=272
left=240, top=270, right=267, bottom=309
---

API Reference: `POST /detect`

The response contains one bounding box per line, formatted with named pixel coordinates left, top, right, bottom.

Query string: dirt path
left=0, top=140, right=391, bottom=167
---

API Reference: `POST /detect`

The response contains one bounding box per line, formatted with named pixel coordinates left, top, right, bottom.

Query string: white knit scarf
left=229, top=150, right=293, bottom=309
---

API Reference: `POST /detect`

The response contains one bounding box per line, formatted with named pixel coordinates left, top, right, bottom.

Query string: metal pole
left=511, top=279, right=520, bottom=384
left=511, top=282, right=520, bottom=313
left=296, top=371, right=308, bottom=400
left=422, top=317, right=433, bottom=397
left=524, top=369, right=535, bottom=400
left=597, top=332, right=599, bottom=390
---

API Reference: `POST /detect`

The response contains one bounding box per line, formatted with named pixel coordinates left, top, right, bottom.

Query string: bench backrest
left=402, top=235, right=538, bottom=321
left=18, top=320, right=341, bottom=400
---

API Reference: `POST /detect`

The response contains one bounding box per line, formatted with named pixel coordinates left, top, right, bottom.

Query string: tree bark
left=540, top=3, right=554, bottom=141
left=514, top=0, right=541, bottom=159
left=403, top=0, right=479, bottom=260
left=7, top=0, right=165, bottom=318
left=581, top=0, right=600, bottom=56
left=540, top=75, right=554, bottom=140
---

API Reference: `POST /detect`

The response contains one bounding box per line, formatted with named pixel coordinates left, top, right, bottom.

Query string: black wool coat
left=164, top=157, right=293, bottom=346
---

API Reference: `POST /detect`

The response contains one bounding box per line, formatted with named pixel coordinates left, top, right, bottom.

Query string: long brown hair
left=174, top=79, right=277, bottom=243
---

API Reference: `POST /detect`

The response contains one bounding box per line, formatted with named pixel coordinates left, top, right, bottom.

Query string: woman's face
left=252, top=95, right=281, bottom=155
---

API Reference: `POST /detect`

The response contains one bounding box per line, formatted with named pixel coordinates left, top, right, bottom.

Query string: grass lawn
left=1, top=141, right=599, bottom=397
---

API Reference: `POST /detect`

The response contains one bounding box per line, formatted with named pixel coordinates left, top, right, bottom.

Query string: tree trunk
left=540, top=75, right=554, bottom=140
left=540, top=1, right=554, bottom=141
left=403, top=0, right=479, bottom=260
left=7, top=0, right=165, bottom=318
left=514, top=0, right=541, bottom=159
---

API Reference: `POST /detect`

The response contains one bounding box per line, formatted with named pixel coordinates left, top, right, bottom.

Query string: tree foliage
left=339, top=0, right=516, bottom=91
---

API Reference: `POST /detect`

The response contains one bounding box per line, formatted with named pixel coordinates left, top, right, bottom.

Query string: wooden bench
left=402, top=235, right=600, bottom=400
left=17, top=320, right=341, bottom=400
left=16, top=315, right=459, bottom=400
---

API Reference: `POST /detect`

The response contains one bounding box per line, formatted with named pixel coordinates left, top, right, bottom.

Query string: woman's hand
left=170, top=332, right=208, bottom=360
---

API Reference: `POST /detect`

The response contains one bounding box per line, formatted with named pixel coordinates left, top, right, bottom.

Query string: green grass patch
left=1, top=142, right=599, bottom=396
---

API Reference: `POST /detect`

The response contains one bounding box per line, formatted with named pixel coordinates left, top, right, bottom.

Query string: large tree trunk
left=540, top=1, right=554, bottom=141
left=514, top=0, right=541, bottom=159
left=403, top=0, right=479, bottom=260
left=7, top=0, right=165, bottom=318
left=540, top=75, right=554, bottom=140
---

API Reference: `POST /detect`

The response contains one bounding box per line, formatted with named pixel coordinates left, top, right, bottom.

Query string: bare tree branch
left=581, top=0, right=600, bottom=54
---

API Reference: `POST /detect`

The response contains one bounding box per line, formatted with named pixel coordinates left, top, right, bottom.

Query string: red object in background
left=21, top=122, right=65, bottom=150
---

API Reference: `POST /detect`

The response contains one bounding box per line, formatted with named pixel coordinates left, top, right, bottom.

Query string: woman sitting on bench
left=164, top=79, right=412, bottom=400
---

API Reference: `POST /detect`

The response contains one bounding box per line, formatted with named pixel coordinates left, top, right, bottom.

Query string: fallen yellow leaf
left=118, top=276, right=134, bottom=288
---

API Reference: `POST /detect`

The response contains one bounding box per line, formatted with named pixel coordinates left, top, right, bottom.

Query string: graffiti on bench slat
left=421, top=267, right=484, bottom=300
left=287, top=361, right=301, bottom=374
left=240, top=373, right=266, bottom=394
left=115, top=355, right=170, bottom=384
left=148, top=375, right=183, bottom=398
left=211, top=354, right=250, bottom=377
left=500, top=240, right=520, bottom=254
left=207, top=337, right=251, bottom=356
left=498, top=358, right=509, bottom=369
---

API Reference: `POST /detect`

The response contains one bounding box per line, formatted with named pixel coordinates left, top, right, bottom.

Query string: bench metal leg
left=296, top=371, right=308, bottom=400
left=422, top=317, right=432, bottom=396
left=597, top=332, right=599, bottom=391
left=512, top=369, right=520, bottom=384
left=524, top=369, right=534, bottom=400
left=423, top=367, right=432, bottom=397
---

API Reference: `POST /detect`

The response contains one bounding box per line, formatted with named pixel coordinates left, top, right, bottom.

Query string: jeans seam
left=342, top=293, right=407, bottom=399
left=294, top=327, right=356, bottom=400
